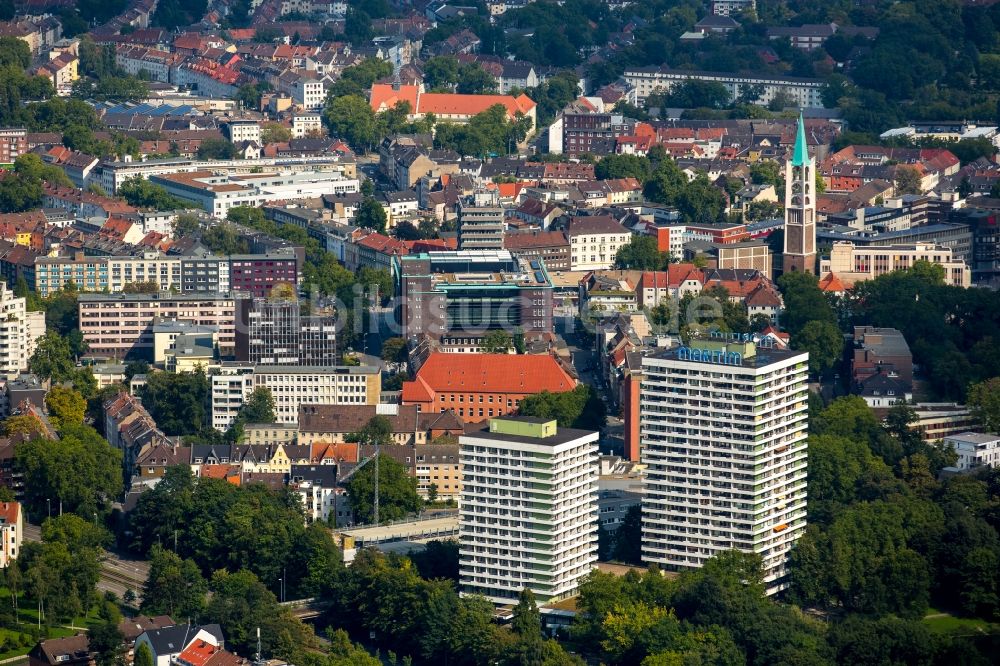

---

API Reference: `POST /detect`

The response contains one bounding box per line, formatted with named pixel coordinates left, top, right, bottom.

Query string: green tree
left=792, top=320, right=843, bottom=376
left=89, top=621, right=125, bottom=666
left=134, top=643, right=154, bottom=666
left=381, top=337, right=407, bottom=363
left=480, top=330, right=513, bottom=353
left=207, top=569, right=315, bottom=660
left=423, top=56, right=461, bottom=90
left=777, top=271, right=836, bottom=337
left=894, top=165, right=923, bottom=195
left=518, top=384, right=606, bottom=431
left=44, top=385, right=87, bottom=430
left=261, top=122, right=291, bottom=144
left=346, top=454, right=422, bottom=524
left=967, top=377, right=1000, bottom=431
left=355, top=197, right=387, bottom=233
left=615, top=235, right=668, bottom=270
left=457, top=63, right=497, bottom=94
left=138, top=370, right=210, bottom=436
left=0, top=153, right=73, bottom=213
left=0, top=36, right=30, bottom=68
left=118, top=176, right=189, bottom=210
left=323, top=95, right=382, bottom=152
left=197, top=137, right=237, bottom=160
left=14, top=424, right=123, bottom=520
left=142, top=545, right=207, bottom=620
left=595, top=154, right=653, bottom=182
left=28, top=330, right=76, bottom=381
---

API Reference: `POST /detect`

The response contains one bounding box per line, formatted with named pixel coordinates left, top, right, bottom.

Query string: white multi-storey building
left=943, top=432, right=1000, bottom=470
left=291, top=113, right=323, bottom=138
left=640, top=336, right=809, bottom=594
left=819, top=241, right=971, bottom=288
left=0, top=501, right=23, bottom=568
left=623, top=67, right=824, bottom=109
left=459, top=417, right=599, bottom=604
left=210, top=363, right=381, bottom=430
left=0, top=283, right=45, bottom=376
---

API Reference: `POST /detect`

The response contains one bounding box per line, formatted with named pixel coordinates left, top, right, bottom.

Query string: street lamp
left=46, top=498, right=51, bottom=519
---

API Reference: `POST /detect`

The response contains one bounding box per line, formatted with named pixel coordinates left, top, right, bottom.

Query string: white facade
left=943, top=432, right=1000, bottom=470
left=0, top=283, right=45, bottom=376
left=107, top=253, right=182, bottom=293
left=225, top=120, right=262, bottom=144
left=98, top=155, right=356, bottom=194
left=640, top=339, right=809, bottom=594
left=115, top=47, right=173, bottom=82
left=712, top=0, right=755, bottom=16
left=568, top=230, right=631, bottom=271
left=210, top=363, right=379, bottom=430
left=819, top=241, right=971, bottom=288
left=293, top=78, right=327, bottom=110
left=460, top=417, right=599, bottom=604
left=150, top=171, right=359, bottom=218
left=292, top=113, right=323, bottom=138
left=0, top=502, right=23, bottom=568
left=623, top=67, right=824, bottom=109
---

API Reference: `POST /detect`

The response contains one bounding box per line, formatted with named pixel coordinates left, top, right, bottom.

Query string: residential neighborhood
left=1, top=0, right=1000, bottom=664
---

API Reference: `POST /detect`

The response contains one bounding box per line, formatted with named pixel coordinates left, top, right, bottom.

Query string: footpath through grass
left=923, top=607, right=1000, bottom=636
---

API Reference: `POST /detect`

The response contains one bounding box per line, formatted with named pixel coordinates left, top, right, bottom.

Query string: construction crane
left=339, top=440, right=381, bottom=525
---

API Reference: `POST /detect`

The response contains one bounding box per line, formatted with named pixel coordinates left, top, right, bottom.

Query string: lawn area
left=0, top=587, right=106, bottom=660
left=923, top=608, right=1000, bottom=636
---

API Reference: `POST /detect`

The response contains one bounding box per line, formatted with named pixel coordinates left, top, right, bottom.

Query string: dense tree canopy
left=129, top=466, right=343, bottom=603
left=15, top=423, right=123, bottom=520
left=345, top=453, right=422, bottom=525
left=614, top=235, right=671, bottom=270
left=118, top=176, right=190, bottom=211
left=518, top=384, right=607, bottom=431
left=0, top=154, right=73, bottom=213
left=138, top=370, right=210, bottom=436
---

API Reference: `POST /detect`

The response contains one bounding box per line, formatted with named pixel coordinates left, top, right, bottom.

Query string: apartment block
left=0, top=128, right=27, bottom=165
left=460, top=417, right=598, bottom=604
left=458, top=189, right=505, bottom=251
left=234, top=296, right=337, bottom=366
left=819, top=241, right=971, bottom=288
left=624, top=67, right=824, bottom=109
left=942, top=432, right=1000, bottom=471
left=566, top=216, right=631, bottom=271
left=640, top=337, right=809, bottom=593
left=0, top=501, right=22, bottom=568
left=210, top=363, right=381, bottom=431
left=396, top=250, right=554, bottom=341
left=0, top=282, right=45, bottom=376
left=78, top=293, right=238, bottom=359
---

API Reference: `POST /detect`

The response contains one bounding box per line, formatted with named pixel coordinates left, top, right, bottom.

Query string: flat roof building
left=396, top=249, right=554, bottom=341
left=640, top=336, right=809, bottom=593
left=460, top=417, right=599, bottom=604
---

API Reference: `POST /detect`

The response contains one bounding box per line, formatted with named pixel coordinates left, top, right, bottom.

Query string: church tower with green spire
left=782, top=114, right=816, bottom=275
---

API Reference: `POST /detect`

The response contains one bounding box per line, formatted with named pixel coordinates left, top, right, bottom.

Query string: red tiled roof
left=177, top=641, right=217, bottom=666
left=0, top=501, right=20, bottom=524
left=310, top=442, right=359, bottom=463
left=369, top=84, right=536, bottom=119
left=818, top=272, right=847, bottom=293
left=403, top=353, right=575, bottom=400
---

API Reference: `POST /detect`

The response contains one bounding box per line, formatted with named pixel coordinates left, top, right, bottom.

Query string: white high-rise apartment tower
left=640, top=336, right=808, bottom=593
left=460, top=417, right=599, bottom=604
left=0, top=282, right=45, bottom=377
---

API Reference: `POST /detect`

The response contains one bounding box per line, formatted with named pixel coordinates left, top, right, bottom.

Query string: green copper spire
left=791, top=113, right=809, bottom=166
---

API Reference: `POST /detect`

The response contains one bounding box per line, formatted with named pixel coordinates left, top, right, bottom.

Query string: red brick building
left=402, top=353, right=576, bottom=423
